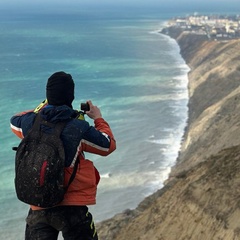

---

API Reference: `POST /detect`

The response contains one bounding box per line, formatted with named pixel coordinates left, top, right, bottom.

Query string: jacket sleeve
left=81, top=118, right=116, bottom=156
left=10, top=110, right=35, bottom=139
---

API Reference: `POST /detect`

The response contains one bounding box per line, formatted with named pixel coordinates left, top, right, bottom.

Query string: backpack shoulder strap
left=33, top=113, right=67, bottom=136
left=65, top=159, right=79, bottom=191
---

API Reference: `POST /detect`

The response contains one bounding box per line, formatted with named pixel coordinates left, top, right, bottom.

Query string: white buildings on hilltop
left=168, top=15, right=240, bottom=39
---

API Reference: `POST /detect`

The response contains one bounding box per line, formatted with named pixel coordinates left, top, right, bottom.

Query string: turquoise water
left=0, top=6, right=190, bottom=239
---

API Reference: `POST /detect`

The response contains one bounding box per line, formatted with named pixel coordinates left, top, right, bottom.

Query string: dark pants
left=25, top=206, right=98, bottom=240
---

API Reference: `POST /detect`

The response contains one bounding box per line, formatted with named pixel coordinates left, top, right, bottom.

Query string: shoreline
left=91, top=27, right=191, bottom=223
left=95, top=27, right=193, bottom=230
left=96, top=26, right=240, bottom=239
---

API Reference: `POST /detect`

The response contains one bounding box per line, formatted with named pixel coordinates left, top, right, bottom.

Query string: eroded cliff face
left=96, top=29, right=240, bottom=240
left=172, top=32, right=240, bottom=176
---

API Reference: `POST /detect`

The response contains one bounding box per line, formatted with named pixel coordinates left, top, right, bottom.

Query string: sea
left=0, top=3, right=214, bottom=239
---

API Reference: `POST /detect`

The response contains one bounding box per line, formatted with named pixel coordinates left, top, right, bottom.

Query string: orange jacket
left=10, top=105, right=116, bottom=210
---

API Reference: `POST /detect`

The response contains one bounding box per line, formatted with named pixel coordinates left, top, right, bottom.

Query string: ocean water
left=0, top=6, right=189, bottom=239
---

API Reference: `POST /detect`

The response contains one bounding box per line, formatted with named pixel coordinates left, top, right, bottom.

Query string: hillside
left=96, top=27, right=240, bottom=240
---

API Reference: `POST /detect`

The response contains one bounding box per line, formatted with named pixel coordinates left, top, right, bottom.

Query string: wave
left=98, top=168, right=170, bottom=192
left=100, top=173, right=112, bottom=178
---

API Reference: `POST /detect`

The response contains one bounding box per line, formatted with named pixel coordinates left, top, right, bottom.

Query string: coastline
left=97, top=27, right=240, bottom=239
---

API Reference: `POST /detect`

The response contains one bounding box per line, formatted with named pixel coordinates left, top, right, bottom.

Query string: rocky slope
left=96, top=27, right=240, bottom=240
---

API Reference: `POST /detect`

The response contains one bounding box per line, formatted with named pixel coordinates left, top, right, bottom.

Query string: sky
left=0, top=0, right=239, bottom=15
left=1, top=0, right=239, bottom=3
left=1, top=0, right=240, bottom=8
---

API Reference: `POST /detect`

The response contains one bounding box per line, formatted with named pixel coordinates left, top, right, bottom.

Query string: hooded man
left=10, top=71, right=116, bottom=240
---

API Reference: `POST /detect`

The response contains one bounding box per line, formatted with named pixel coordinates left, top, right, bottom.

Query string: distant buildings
left=168, top=14, right=240, bottom=40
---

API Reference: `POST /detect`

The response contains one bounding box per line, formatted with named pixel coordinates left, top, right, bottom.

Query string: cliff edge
left=96, top=27, right=240, bottom=240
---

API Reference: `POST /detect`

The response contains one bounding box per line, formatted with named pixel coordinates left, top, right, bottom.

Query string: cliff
left=96, top=27, right=240, bottom=240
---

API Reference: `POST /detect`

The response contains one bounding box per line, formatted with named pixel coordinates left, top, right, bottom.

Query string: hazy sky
left=1, top=0, right=240, bottom=6
left=1, top=0, right=239, bottom=13
left=1, top=0, right=239, bottom=2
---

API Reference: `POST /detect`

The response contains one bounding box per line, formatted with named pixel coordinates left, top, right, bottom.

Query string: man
left=10, top=71, right=116, bottom=240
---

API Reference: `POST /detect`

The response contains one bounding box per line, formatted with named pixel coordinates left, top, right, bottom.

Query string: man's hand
left=86, top=100, right=102, bottom=120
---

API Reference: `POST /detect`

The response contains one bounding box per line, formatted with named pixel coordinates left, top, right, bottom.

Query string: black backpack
left=14, top=113, right=78, bottom=208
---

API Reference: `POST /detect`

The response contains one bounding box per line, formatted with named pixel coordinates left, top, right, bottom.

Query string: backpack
left=14, top=113, right=78, bottom=208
